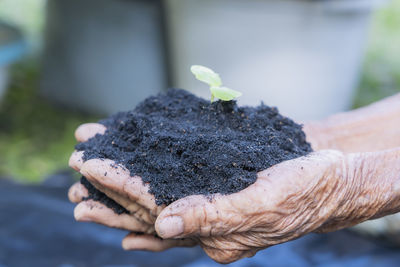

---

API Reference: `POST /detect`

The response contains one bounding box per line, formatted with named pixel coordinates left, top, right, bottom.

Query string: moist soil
left=80, top=176, right=128, bottom=215
left=76, top=89, right=312, bottom=207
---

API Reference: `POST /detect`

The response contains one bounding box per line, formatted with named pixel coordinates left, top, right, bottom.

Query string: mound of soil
left=76, top=89, right=312, bottom=206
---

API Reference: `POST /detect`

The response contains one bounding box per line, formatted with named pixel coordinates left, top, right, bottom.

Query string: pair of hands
left=68, top=94, right=400, bottom=263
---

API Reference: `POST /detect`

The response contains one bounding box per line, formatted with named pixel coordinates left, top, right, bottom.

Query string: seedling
left=191, top=65, right=242, bottom=102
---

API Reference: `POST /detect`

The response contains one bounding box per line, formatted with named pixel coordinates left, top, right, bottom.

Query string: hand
left=68, top=92, right=400, bottom=263
left=68, top=123, right=196, bottom=251
left=154, top=148, right=400, bottom=263
left=303, top=93, right=400, bottom=153
left=68, top=122, right=344, bottom=261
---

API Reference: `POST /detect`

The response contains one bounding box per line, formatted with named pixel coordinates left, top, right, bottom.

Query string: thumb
left=155, top=192, right=256, bottom=239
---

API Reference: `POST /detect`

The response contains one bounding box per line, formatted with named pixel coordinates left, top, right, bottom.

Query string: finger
left=89, top=184, right=157, bottom=225
left=80, top=159, right=159, bottom=224
left=75, top=123, right=106, bottom=142
left=74, top=200, right=155, bottom=234
left=68, top=182, right=88, bottom=203
left=70, top=123, right=106, bottom=171
left=80, top=159, right=162, bottom=215
left=155, top=193, right=250, bottom=239
left=69, top=151, right=85, bottom=171
left=122, top=233, right=196, bottom=252
left=155, top=151, right=342, bottom=239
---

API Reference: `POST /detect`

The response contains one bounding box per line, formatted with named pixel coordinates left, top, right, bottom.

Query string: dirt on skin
left=80, top=176, right=129, bottom=215
left=76, top=89, right=312, bottom=206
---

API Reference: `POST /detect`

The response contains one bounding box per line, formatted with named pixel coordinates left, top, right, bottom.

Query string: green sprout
left=191, top=65, right=242, bottom=102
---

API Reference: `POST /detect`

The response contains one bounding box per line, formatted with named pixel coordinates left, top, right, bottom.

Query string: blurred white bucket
left=164, top=0, right=386, bottom=120
left=41, top=0, right=167, bottom=115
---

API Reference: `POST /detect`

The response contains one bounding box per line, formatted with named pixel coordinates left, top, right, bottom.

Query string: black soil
left=80, top=176, right=129, bottom=215
left=76, top=89, right=312, bottom=206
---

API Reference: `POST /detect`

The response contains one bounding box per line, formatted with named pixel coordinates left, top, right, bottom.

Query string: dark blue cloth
left=1, top=178, right=400, bottom=267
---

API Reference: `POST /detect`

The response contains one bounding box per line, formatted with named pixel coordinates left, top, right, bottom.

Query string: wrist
left=351, top=148, right=400, bottom=219
left=304, top=93, right=400, bottom=153
left=317, top=148, right=400, bottom=232
left=302, top=121, right=333, bottom=151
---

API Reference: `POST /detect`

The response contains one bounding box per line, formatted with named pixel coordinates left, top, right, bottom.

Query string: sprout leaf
left=210, top=86, right=242, bottom=101
left=191, top=64, right=242, bottom=102
left=191, top=65, right=222, bottom=87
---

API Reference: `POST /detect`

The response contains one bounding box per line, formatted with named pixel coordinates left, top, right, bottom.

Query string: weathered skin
left=304, top=93, right=400, bottom=153
left=69, top=124, right=196, bottom=250
left=68, top=93, right=400, bottom=264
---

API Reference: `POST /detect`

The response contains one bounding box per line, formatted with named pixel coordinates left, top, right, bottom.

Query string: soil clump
left=76, top=89, right=312, bottom=206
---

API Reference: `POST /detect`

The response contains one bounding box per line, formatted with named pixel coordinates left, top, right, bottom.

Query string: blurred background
left=1, top=0, right=400, bottom=266
left=1, top=0, right=399, bottom=183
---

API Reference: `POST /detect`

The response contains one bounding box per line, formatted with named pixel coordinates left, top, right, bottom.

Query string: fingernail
left=157, top=216, right=184, bottom=238
left=74, top=204, right=92, bottom=222
left=74, top=208, right=87, bottom=221
left=121, top=238, right=130, bottom=250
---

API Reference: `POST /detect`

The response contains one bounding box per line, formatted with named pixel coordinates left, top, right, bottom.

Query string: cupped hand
left=69, top=121, right=400, bottom=264
left=68, top=123, right=196, bottom=251
left=154, top=149, right=394, bottom=263
left=68, top=123, right=351, bottom=262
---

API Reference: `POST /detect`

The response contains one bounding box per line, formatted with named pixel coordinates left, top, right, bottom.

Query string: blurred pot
left=0, top=22, right=26, bottom=103
left=41, top=0, right=167, bottom=115
left=164, top=0, right=387, bottom=120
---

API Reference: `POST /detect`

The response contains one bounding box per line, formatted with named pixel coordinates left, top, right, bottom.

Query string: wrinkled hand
left=154, top=148, right=400, bottom=263
left=153, top=150, right=345, bottom=263
left=67, top=123, right=365, bottom=263
left=68, top=123, right=196, bottom=251
left=68, top=120, right=400, bottom=264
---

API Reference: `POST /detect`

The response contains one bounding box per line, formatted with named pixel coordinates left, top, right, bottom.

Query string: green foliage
left=353, top=0, right=400, bottom=108
left=0, top=0, right=46, bottom=50
left=191, top=65, right=242, bottom=102
left=0, top=59, right=99, bottom=182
